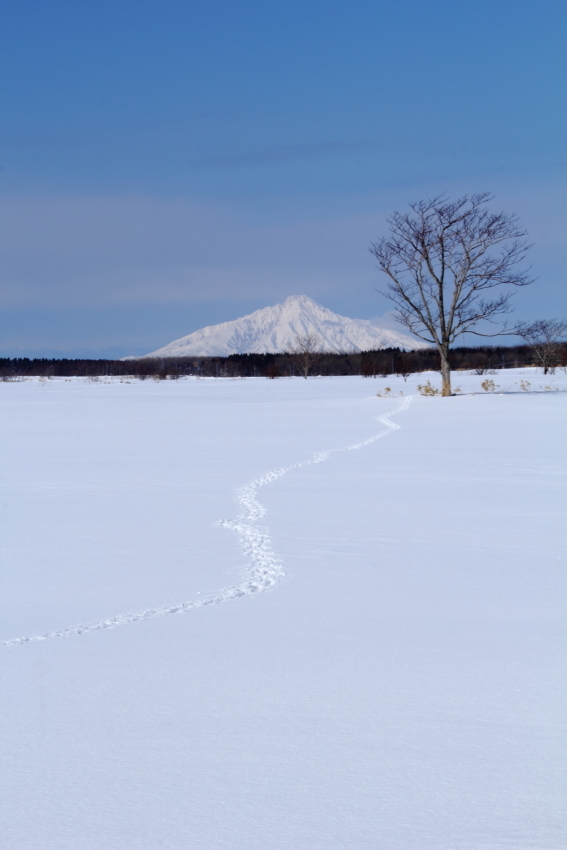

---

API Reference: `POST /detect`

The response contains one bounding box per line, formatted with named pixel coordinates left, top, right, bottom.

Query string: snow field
left=0, top=369, right=565, bottom=849
left=1, top=385, right=410, bottom=647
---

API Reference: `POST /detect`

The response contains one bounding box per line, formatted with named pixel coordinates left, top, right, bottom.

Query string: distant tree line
left=2, top=343, right=564, bottom=380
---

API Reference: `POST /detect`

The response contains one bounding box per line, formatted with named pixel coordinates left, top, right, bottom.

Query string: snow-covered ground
left=1, top=369, right=565, bottom=850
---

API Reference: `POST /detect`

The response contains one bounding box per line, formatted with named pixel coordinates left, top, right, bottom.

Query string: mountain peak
left=283, top=294, right=315, bottom=306
left=127, top=296, right=425, bottom=358
left=279, top=294, right=319, bottom=314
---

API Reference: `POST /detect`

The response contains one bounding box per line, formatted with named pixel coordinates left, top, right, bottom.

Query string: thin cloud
left=199, top=141, right=377, bottom=167
left=0, top=194, right=377, bottom=309
left=1, top=180, right=564, bottom=318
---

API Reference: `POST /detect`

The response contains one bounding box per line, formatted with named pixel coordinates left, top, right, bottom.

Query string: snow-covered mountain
left=127, top=295, right=424, bottom=358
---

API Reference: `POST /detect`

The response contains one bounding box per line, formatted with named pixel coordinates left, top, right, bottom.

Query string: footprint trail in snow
left=2, top=397, right=412, bottom=646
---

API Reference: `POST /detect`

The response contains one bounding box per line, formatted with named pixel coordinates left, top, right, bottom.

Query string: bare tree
left=395, top=353, right=413, bottom=382
left=514, top=319, right=567, bottom=374
left=285, top=332, right=322, bottom=378
left=370, top=193, right=533, bottom=395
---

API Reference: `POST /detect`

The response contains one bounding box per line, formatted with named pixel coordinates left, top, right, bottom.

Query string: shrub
left=417, top=381, right=440, bottom=396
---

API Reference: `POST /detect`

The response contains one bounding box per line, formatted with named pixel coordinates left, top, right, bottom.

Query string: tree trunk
left=439, top=348, right=452, bottom=396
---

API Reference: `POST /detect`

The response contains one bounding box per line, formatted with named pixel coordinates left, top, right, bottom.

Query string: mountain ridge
left=124, top=295, right=426, bottom=358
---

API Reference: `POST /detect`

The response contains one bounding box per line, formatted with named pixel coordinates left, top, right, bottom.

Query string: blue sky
left=1, top=0, right=565, bottom=356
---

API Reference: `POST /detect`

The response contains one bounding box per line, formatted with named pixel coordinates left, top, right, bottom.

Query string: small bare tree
left=514, top=319, right=567, bottom=374
left=370, top=193, right=533, bottom=395
left=285, top=332, right=322, bottom=378
left=395, top=353, right=413, bottom=382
